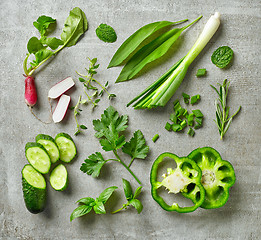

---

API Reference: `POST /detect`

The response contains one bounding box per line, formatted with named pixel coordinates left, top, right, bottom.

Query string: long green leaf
left=115, top=17, right=202, bottom=83
left=108, top=19, right=188, bottom=68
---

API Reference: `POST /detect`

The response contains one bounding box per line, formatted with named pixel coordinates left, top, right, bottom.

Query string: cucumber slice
left=36, top=134, right=60, bottom=163
left=50, top=164, right=68, bottom=191
left=55, top=133, right=76, bottom=163
left=22, top=165, right=47, bottom=214
left=25, top=142, right=51, bottom=174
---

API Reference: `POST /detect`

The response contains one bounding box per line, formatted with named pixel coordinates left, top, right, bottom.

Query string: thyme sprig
left=210, top=79, right=241, bottom=140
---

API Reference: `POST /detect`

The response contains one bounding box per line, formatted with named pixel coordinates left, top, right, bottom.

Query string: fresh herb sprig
left=72, top=96, right=88, bottom=135
left=210, top=79, right=241, bottom=139
left=70, top=186, right=117, bottom=221
left=80, top=106, right=149, bottom=185
left=112, top=179, right=143, bottom=214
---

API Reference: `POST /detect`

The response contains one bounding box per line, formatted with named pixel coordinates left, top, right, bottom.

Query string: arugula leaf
left=93, top=201, right=106, bottom=214
left=33, top=16, right=56, bottom=36
left=129, top=199, right=143, bottom=214
left=80, top=152, right=107, bottom=177
left=98, top=186, right=118, bottom=204
left=70, top=205, right=92, bottom=221
left=122, top=178, right=133, bottom=200
left=122, top=130, right=149, bottom=166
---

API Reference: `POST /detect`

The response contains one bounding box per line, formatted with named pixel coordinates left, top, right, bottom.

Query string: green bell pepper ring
left=150, top=152, right=205, bottom=213
left=188, top=147, right=235, bottom=209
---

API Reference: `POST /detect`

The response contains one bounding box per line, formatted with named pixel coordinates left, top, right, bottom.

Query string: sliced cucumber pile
left=25, top=142, right=51, bottom=174
left=50, top=164, right=68, bottom=191
left=22, top=165, right=47, bottom=214
left=36, top=134, right=60, bottom=164
left=22, top=132, right=76, bottom=213
left=55, top=133, right=77, bottom=163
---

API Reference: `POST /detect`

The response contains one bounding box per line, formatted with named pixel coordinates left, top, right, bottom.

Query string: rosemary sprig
left=210, top=79, right=241, bottom=140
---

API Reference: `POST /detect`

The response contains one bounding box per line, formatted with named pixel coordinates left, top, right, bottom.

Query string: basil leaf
left=61, top=7, right=88, bottom=48
left=129, top=199, right=143, bottom=214
left=133, top=186, right=142, bottom=199
left=93, top=201, right=106, bottom=214
left=98, top=186, right=118, bottom=203
left=76, top=197, right=95, bottom=205
left=27, top=37, right=44, bottom=54
left=108, top=20, right=187, bottom=68
left=122, top=179, right=133, bottom=200
left=70, top=205, right=92, bottom=221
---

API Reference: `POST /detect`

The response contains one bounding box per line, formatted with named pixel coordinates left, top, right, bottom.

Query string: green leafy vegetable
left=80, top=106, right=149, bottom=185
left=108, top=19, right=188, bottom=68
left=96, top=23, right=117, bottom=43
left=210, top=79, right=241, bottom=139
left=127, top=12, right=221, bottom=109
left=211, top=46, right=233, bottom=68
left=24, top=7, right=88, bottom=76
left=70, top=186, right=117, bottom=221
left=112, top=179, right=143, bottom=214
left=196, top=68, right=206, bottom=77
left=115, top=16, right=202, bottom=83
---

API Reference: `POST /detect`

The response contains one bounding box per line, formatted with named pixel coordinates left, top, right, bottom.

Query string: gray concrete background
left=1, top=0, right=260, bottom=239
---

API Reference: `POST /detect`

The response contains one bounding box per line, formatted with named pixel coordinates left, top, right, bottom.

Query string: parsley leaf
left=80, top=152, right=107, bottom=177
left=122, top=130, right=149, bottom=167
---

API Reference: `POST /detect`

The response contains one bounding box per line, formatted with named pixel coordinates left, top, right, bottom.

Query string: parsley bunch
left=80, top=106, right=149, bottom=185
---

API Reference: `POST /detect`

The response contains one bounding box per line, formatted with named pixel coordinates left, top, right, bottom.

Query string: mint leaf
left=129, top=199, right=143, bottom=214
left=93, top=201, right=106, bottom=214
left=98, top=186, right=118, bottom=204
left=80, top=152, right=106, bottom=177
left=70, top=205, right=92, bottom=221
left=122, top=179, right=133, bottom=200
left=122, top=130, right=149, bottom=160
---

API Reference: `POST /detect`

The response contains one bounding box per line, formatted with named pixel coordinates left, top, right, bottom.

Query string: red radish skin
left=25, top=76, right=37, bottom=107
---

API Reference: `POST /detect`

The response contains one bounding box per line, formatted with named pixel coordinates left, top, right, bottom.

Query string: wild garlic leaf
left=98, top=186, right=118, bottom=204
left=122, top=130, right=149, bottom=160
left=70, top=205, right=92, bottom=221
left=80, top=152, right=106, bottom=177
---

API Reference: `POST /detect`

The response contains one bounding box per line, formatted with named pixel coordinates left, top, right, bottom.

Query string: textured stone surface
left=0, top=0, right=260, bottom=239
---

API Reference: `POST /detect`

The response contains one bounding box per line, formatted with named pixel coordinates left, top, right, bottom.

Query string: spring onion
left=196, top=68, right=207, bottom=77
left=127, top=12, right=221, bottom=109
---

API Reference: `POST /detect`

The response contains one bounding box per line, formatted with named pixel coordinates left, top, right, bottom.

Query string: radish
left=52, top=94, right=71, bottom=123
left=24, top=75, right=37, bottom=107
left=48, top=77, right=75, bottom=99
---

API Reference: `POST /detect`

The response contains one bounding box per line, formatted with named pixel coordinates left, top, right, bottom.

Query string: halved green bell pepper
left=188, top=147, right=235, bottom=209
left=150, top=152, right=205, bottom=213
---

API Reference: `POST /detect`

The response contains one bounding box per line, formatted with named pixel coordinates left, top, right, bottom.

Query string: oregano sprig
left=210, top=79, right=241, bottom=140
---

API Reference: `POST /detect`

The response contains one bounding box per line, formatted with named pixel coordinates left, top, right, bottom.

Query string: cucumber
left=55, top=133, right=76, bottom=163
left=36, top=134, right=60, bottom=163
left=50, top=164, right=68, bottom=191
left=22, top=165, right=47, bottom=214
left=25, top=142, right=51, bottom=174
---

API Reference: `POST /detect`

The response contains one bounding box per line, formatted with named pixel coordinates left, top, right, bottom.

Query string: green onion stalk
left=127, top=12, right=221, bottom=109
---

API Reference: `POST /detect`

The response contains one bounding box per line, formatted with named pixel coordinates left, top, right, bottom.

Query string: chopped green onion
left=152, top=134, right=159, bottom=142
left=165, top=122, right=172, bottom=131
left=170, top=113, right=177, bottom=123
left=180, top=120, right=187, bottom=129
left=196, top=68, right=206, bottom=77
left=191, top=94, right=201, bottom=105
left=187, top=113, right=194, bottom=126
left=182, top=92, right=190, bottom=104
left=194, top=117, right=203, bottom=129
left=172, top=124, right=182, bottom=132
left=187, top=127, right=195, bottom=137
left=192, top=109, right=203, bottom=118
left=174, top=100, right=182, bottom=112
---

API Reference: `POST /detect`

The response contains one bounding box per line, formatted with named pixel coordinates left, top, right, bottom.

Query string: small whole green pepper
left=150, top=152, right=205, bottom=213
left=188, top=147, right=235, bottom=209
